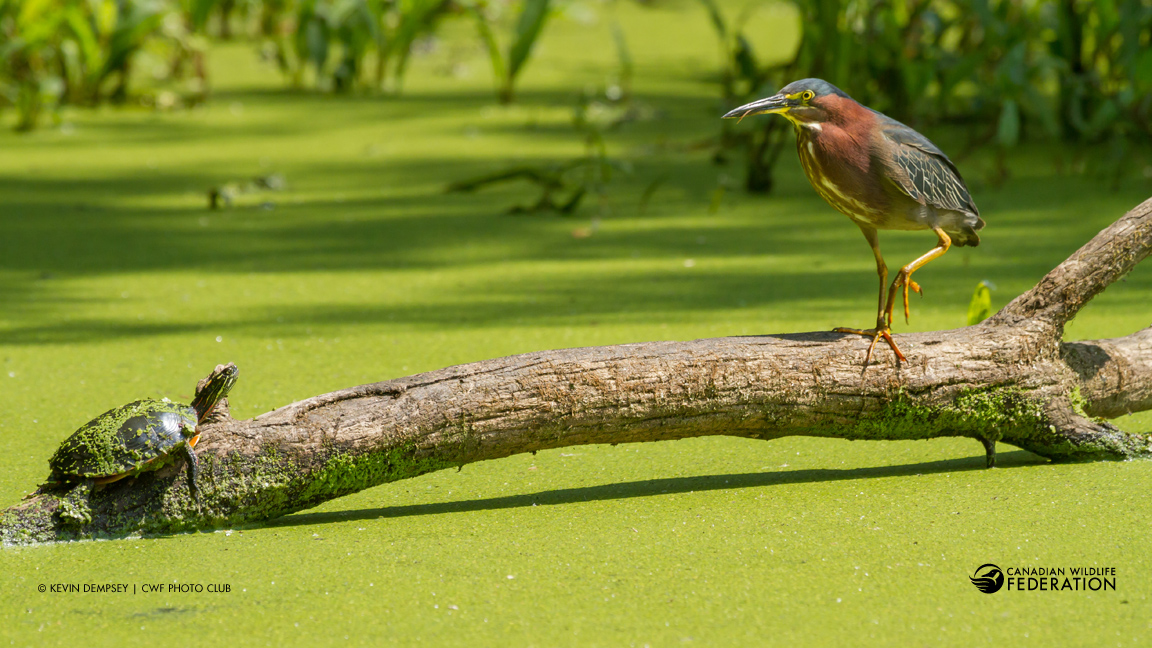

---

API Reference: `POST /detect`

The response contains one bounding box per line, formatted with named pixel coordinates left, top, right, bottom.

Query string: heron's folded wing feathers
left=878, top=116, right=979, bottom=217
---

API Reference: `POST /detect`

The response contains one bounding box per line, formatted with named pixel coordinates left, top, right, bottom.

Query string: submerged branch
left=3, top=198, right=1152, bottom=545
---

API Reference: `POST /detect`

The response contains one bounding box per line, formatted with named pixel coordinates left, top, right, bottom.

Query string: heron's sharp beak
left=722, top=94, right=789, bottom=121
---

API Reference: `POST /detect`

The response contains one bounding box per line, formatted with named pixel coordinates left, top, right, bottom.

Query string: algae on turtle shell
left=43, top=364, right=238, bottom=524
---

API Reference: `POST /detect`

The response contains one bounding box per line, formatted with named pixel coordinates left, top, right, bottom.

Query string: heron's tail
left=951, top=217, right=984, bottom=247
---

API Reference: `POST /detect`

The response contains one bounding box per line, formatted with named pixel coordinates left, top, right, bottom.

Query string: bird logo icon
left=969, top=564, right=1005, bottom=593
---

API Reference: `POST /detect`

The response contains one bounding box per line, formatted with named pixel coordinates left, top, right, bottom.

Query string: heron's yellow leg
left=833, top=226, right=906, bottom=364
left=863, top=226, right=888, bottom=327
left=886, top=227, right=951, bottom=326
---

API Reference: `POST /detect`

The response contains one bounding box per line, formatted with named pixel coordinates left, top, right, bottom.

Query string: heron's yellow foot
left=886, top=273, right=923, bottom=326
left=833, top=325, right=907, bottom=365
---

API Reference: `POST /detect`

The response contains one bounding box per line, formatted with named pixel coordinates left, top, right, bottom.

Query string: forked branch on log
left=4, top=198, right=1152, bottom=544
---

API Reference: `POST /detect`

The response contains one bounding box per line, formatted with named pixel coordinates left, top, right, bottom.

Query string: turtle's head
left=191, top=363, right=239, bottom=423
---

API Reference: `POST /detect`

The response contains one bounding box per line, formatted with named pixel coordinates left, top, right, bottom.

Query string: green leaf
left=101, top=0, right=169, bottom=82
left=471, top=5, right=506, bottom=86
left=967, top=281, right=994, bottom=326
left=389, top=0, right=445, bottom=90
left=63, top=7, right=103, bottom=74
left=507, top=0, right=551, bottom=83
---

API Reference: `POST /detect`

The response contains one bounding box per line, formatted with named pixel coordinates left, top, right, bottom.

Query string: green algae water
left=2, top=3, right=1151, bottom=645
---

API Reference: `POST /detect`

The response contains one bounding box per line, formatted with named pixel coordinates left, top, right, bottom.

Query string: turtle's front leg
left=58, top=479, right=95, bottom=526
left=181, top=444, right=200, bottom=507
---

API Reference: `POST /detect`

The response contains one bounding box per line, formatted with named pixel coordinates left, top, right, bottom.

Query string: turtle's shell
left=49, top=400, right=200, bottom=483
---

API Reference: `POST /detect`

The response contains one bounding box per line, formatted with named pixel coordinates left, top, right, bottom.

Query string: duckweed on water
left=2, top=6, right=1151, bottom=644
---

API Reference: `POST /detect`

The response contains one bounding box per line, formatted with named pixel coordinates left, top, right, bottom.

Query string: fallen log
left=4, top=197, right=1151, bottom=544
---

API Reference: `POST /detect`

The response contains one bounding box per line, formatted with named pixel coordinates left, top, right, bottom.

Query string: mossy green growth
left=57, top=483, right=94, bottom=526
left=1069, top=386, right=1090, bottom=418
left=828, top=386, right=1048, bottom=443
left=297, top=443, right=456, bottom=505
left=143, top=443, right=458, bottom=532
left=48, top=400, right=199, bottom=480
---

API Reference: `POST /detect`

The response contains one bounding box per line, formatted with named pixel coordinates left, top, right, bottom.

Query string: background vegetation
left=1, top=0, right=1151, bottom=644
left=5, top=0, right=1151, bottom=185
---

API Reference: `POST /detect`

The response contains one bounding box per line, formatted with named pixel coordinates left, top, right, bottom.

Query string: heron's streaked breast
left=796, top=130, right=886, bottom=226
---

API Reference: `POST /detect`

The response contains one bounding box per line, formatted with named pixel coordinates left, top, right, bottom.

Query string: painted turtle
left=47, top=363, right=238, bottom=511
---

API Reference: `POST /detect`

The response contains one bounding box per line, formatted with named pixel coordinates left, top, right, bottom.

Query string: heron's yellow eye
left=802, top=90, right=815, bottom=101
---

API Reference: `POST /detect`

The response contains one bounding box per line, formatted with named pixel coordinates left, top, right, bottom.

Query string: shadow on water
left=268, top=450, right=1048, bottom=529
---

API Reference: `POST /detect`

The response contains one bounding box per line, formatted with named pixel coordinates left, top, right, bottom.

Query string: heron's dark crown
left=778, top=79, right=851, bottom=101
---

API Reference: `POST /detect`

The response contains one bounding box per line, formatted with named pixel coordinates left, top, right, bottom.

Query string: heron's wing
left=876, top=114, right=979, bottom=217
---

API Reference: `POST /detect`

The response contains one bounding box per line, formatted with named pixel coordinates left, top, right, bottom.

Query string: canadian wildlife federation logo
left=969, top=563, right=1116, bottom=593
left=969, top=564, right=1005, bottom=593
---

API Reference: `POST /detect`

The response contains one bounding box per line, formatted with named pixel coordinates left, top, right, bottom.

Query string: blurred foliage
left=717, top=0, right=1152, bottom=192
left=249, top=0, right=557, bottom=95
left=0, top=0, right=209, bottom=130
left=268, top=0, right=457, bottom=92
left=267, top=0, right=558, bottom=97
left=4, top=0, right=1150, bottom=175
left=0, top=0, right=557, bottom=126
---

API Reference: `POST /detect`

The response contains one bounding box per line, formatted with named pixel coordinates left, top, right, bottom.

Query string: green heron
left=724, top=79, right=983, bottom=364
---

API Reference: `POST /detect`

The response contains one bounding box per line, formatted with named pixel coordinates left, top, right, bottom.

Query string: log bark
left=4, top=197, right=1152, bottom=545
